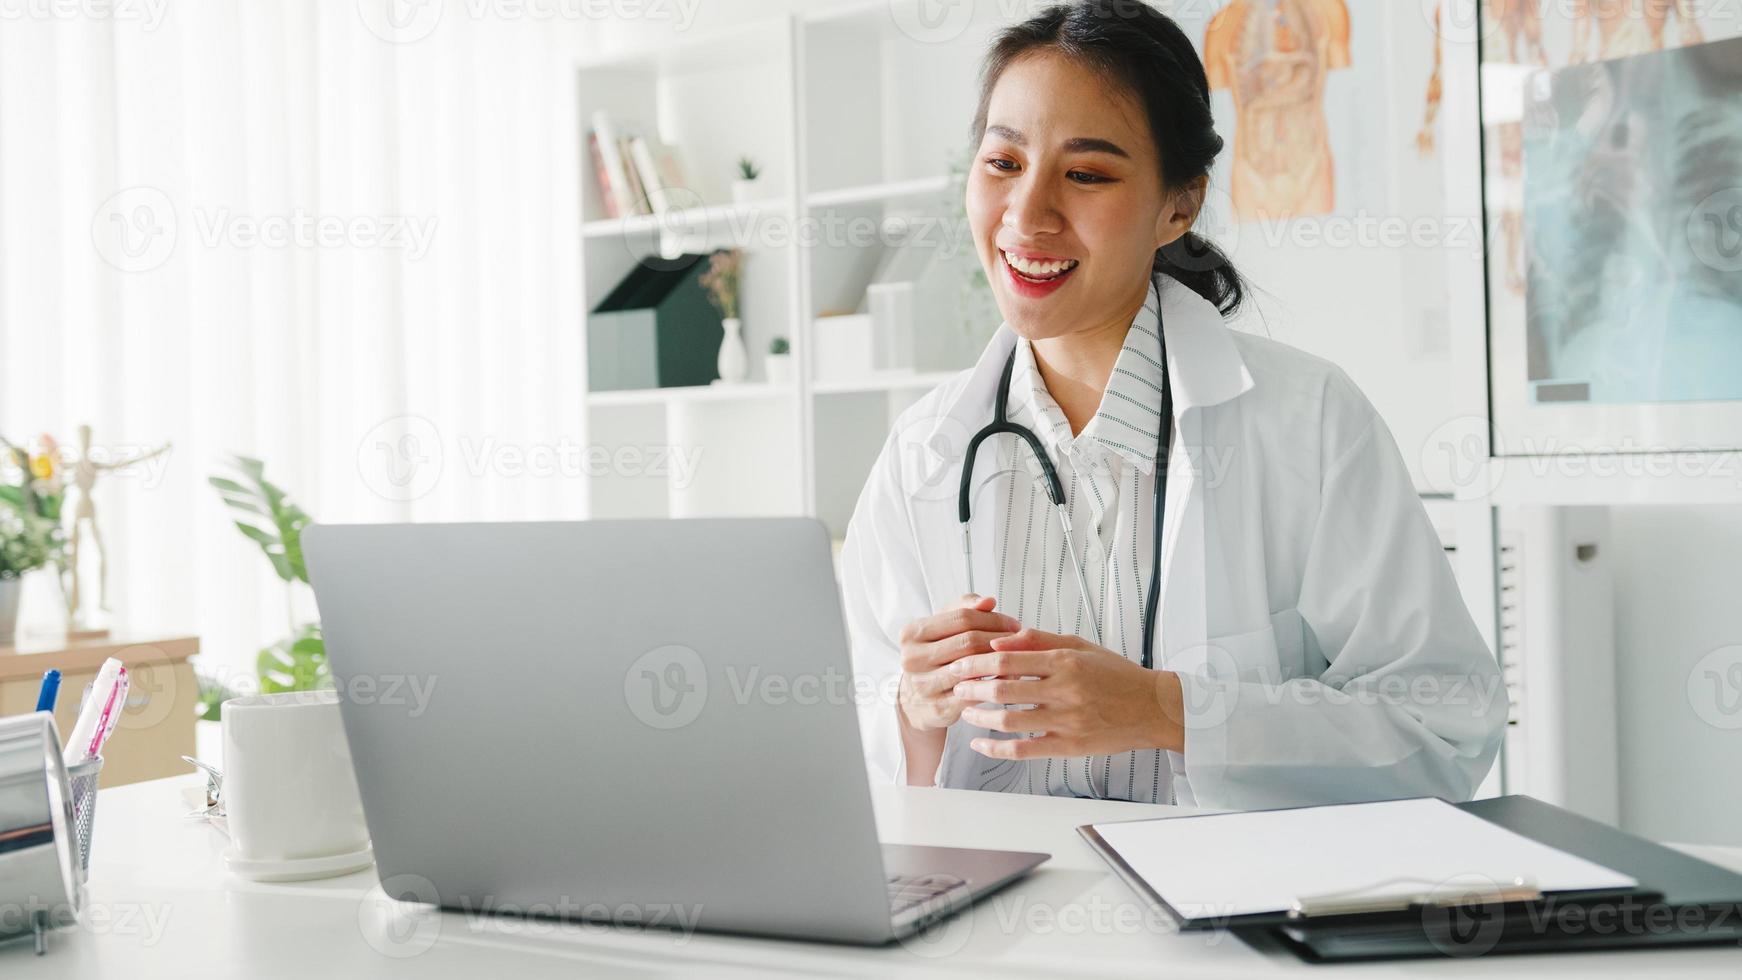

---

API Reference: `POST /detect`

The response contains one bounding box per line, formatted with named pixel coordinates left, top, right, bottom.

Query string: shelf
left=804, top=175, right=956, bottom=209
left=810, top=370, right=961, bottom=396
left=586, top=382, right=794, bottom=408
left=1481, top=453, right=1742, bottom=507
left=574, top=18, right=789, bottom=76
left=581, top=198, right=789, bottom=239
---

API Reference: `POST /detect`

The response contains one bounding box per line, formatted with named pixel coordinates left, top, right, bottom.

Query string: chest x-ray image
left=1522, top=34, right=1742, bottom=405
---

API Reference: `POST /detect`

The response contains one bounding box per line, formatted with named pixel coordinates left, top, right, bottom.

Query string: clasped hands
left=897, top=593, right=1186, bottom=760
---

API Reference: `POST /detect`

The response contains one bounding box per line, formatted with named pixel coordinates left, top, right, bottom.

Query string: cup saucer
left=222, top=843, right=375, bottom=882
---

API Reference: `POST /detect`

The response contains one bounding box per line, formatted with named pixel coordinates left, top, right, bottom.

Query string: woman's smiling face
left=967, top=49, right=1181, bottom=342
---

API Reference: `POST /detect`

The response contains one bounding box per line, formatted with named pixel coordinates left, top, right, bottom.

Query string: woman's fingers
left=968, top=734, right=1076, bottom=760
left=899, top=606, right=1021, bottom=648
left=900, top=629, right=1015, bottom=673
left=989, top=627, right=1094, bottom=652
left=950, top=676, right=1048, bottom=704
left=948, top=649, right=1059, bottom=680
left=959, top=703, right=1058, bottom=734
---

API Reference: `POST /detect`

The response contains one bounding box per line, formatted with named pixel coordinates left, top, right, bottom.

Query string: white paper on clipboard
left=1087, top=797, right=1637, bottom=920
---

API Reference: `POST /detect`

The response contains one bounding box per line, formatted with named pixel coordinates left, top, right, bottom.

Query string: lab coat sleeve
left=1179, top=370, right=1507, bottom=809
left=838, top=429, right=934, bottom=787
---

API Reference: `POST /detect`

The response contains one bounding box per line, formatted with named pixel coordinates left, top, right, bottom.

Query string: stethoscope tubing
left=956, top=277, right=1171, bottom=670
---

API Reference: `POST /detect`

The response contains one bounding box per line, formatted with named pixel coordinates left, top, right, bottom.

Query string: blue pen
left=35, top=669, right=61, bottom=713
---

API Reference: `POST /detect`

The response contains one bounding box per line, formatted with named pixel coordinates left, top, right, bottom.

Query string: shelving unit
left=571, top=1, right=1011, bottom=536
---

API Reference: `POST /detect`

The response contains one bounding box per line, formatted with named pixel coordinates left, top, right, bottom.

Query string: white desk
left=7, top=777, right=1741, bottom=978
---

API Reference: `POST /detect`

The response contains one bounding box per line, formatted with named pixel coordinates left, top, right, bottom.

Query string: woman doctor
left=839, top=1, right=1506, bottom=810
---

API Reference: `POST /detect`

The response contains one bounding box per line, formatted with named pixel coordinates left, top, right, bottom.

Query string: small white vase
left=0, top=578, right=19, bottom=642
left=730, top=179, right=759, bottom=205
left=716, top=317, right=748, bottom=384
left=764, top=353, right=792, bottom=385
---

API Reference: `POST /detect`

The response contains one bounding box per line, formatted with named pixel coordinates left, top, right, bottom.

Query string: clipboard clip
left=1288, top=876, right=1542, bottom=919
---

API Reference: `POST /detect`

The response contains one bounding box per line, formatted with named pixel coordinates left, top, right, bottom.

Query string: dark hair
left=970, top=0, right=1244, bottom=317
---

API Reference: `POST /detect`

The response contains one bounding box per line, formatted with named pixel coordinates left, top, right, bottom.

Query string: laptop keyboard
left=888, top=873, right=968, bottom=915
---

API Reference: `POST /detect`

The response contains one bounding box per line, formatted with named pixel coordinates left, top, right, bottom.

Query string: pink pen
left=85, top=665, right=129, bottom=762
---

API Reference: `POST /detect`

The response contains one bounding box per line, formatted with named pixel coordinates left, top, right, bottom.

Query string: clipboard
left=1079, top=794, right=1742, bottom=961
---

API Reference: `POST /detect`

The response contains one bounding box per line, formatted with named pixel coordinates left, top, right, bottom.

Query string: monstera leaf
left=209, top=455, right=312, bottom=584
left=257, top=622, right=329, bottom=694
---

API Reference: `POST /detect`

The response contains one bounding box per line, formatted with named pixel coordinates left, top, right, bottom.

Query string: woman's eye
left=984, top=157, right=1018, bottom=173
left=1068, top=171, right=1110, bottom=184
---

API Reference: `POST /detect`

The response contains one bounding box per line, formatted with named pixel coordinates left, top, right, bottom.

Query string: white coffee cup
left=221, top=690, right=372, bottom=881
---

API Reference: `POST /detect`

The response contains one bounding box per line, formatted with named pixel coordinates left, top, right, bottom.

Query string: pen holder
left=67, top=755, right=104, bottom=881
left=0, top=713, right=84, bottom=955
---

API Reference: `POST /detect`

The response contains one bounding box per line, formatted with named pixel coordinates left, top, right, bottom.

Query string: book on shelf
left=589, top=111, right=694, bottom=220
left=589, top=110, right=641, bottom=218
left=588, top=110, right=689, bottom=219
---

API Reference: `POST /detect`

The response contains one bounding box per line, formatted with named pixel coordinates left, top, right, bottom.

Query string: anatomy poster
left=1201, top=0, right=1352, bottom=221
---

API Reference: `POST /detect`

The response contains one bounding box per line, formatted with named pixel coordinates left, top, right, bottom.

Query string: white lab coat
left=839, top=280, right=1507, bottom=810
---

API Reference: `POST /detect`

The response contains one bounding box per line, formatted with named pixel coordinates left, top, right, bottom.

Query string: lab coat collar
left=921, top=278, right=1254, bottom=476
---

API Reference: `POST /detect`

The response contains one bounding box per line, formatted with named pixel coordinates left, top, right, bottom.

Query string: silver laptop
left=303, top=517, right=1047, bottom=945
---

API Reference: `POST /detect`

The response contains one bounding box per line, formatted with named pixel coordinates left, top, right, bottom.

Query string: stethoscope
left=956, top=277, right=1172, bottom=670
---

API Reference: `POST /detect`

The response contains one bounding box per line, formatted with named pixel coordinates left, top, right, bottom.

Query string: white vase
left=0, top=578, right=20, bottom=643
left=730, top=179, right=759, bottom=205
left=716, top=317, right=748, bottom=384
left=764, top=353, right=792, bottom=385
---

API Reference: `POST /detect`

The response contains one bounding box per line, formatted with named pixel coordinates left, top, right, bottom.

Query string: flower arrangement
left=0, top=433, right=67, bottom=583
left=698, top=248, right=744, bottom=320
left=737, top=157, right=760, bottom=181
left=768, top=336, right=789, bottom=355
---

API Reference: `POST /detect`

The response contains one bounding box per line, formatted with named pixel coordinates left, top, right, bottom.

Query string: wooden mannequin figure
left=66, top=424, right=171, bottom=626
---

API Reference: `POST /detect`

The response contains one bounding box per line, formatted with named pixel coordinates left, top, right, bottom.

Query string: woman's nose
left=1001, top=175, right=1063, bottom=238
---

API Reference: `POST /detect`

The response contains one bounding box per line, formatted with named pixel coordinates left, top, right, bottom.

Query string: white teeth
left=1002, top=250, right=1078, bottom=279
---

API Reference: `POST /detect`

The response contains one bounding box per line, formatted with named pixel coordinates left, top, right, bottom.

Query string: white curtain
left=0, top=2, right=585, bottom=687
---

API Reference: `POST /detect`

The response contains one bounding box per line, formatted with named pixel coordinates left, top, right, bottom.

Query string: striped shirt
left=969, top=287, right=1175, bottom=803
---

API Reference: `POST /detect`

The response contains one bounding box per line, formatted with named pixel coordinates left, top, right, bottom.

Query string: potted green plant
left=0, top=435, right=67, bottom=641
left=765, top=336, right=793, bottom=385
left=731, top=156, right=761, bottom=205
left=209, top=455, right=327, bottom=715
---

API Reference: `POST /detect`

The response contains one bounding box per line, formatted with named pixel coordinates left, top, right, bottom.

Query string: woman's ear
left=1154, top=176, right=1209, bottom=249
